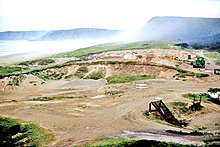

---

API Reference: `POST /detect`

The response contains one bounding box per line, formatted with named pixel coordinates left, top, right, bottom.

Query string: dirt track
left=0, top=76, right=220, bottom=146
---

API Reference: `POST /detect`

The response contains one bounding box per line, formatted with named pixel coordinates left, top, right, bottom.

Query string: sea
left=0, top=40, right=108, bottom=57
left=0, top=39, right=112, bottom=65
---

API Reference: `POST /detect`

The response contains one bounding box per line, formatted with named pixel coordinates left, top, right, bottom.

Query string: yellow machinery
left=162, top=56, right=181, bottom=61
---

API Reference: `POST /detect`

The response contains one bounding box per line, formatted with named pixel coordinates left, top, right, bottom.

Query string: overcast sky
left=0, top=0, right=220, bottom=31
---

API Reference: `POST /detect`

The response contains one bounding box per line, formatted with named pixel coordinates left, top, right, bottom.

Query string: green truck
left=192, top=56, right=205, bottom=68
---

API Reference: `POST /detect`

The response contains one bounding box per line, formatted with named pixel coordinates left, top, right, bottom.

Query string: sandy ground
left=0, top=48, right=220, bottom=146
left=0, top=76, right=220, bottom=146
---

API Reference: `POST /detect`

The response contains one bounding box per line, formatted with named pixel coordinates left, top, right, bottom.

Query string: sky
left=0, top=0, right=220, bottom=32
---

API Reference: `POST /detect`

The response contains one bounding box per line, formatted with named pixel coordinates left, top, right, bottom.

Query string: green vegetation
left=166, top=130, right=208, bottom=136
left=205, top=51, right=220, bottom=65
left=107, top=75, right=152, bottom=84
left=86, top=70, right=106, bottom=80
left=31, top=95, right=87, bottom=101
left=0, top=116, right=54, bottom=146
left=177, top=69, right=209, bottom=78
left=64, top=74, right=73, bottom=79
left=183, top=93, right=210, bottom=103
left=0, top=66, right=29, bottom=78
left=8, top=77, right=20, bottom=86
left=171, top=102, right=187, bottom=107
left=104, top=90, right=124, bottom=95
left=7, top=75, right=25, bottom=86
left=32, top=68, right=67, bottom=80
left=144, top=115, right=180, bottom=128
left=84, top=138, right=195, bottom=147
left=74, top=66, right=89, bottom=78
left=195, top=73, right=209, bottom=78
left=54, top=41, right=176, bottom=58
left=18, top=58, right=55, bottom=66
left=171, top=102, right=190, bottom=115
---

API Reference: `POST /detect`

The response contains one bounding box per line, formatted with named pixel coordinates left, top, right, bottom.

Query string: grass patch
left=31, top=95, right=87, bottom=101
left=171, top=102, right=191, bottom=115
left=31, top=68, right=67, bottom=80
left=144, top=115, right=180, bottom=128
left=107, top=75, right=152, bottom=84
left=0, top=66, right=30, bottom=78
left=64, top=74, right=73, bottom=79
left=7, top=75, right=25, bottom=86
left=74, top=66, right=89, bottom=78
left=18, top=58, right=55, bottom=66
left=85, top=138, right=195, bottom=147
left=183, top=93, right=211, bottom=103
left=205, top=51, right=220, bottom=65
left=195, top=73, right=209, bottom=78
left=86, top=70, right=106, bottom=80
left=166, top=130, right=208, bottom=136
left=53, top=41, right=176, bottom=58
left=177, top=69, right=209, bottom=78
left=104, top=90, right=124, bottom=95
left=0, top=116, right=54, bottom=146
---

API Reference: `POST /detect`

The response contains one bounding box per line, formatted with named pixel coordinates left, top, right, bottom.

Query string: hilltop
left=38, top=28, right=121, bottom=40
left=0, top=31, right=47, bottom=40
left=136, top=16, right=220, bottom=43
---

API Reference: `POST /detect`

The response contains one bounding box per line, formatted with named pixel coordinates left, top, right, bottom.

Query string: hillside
left=0, top=28, right=121, bottom=41
left=38, top=28, right=121, bottom=40
left=136, top=16, right=220, bottom=43
left=0, top=31, right=48, bottom=40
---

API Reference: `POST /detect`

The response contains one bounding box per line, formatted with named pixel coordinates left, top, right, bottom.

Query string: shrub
left=86, top=70, right=106, bottom=80
left=31, top=96, right=87, bottom=101
left=195, top=73, right=209, bottom=78
left=183, top=93, right=210, bottom=103
left=0, top=66, right=29, bottom=78
left=107, top=75, right=152, bottom=84
left=18, top=58, right=55, bottom=66
left=171, top=102, right=191, bottom=115
left=0, top=117, right=54, bottom=146
left=74, top=66, right=88, bottom=78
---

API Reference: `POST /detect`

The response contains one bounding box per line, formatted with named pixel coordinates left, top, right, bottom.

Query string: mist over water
left=0, top=28, right=142, bottom=59
left=0, top=38, right=118, bottom=58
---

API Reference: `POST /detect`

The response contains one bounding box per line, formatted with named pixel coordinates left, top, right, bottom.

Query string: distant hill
left=0, top=31, right=48, bottom=40
left=0, top=28, right=121, bottom=41
left=38, top=28, right=121, bottom=40
left=136, top=16, right=220, bottom=43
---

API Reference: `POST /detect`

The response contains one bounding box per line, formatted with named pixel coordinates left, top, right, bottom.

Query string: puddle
left=112, top=130, right=204, bottom=146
